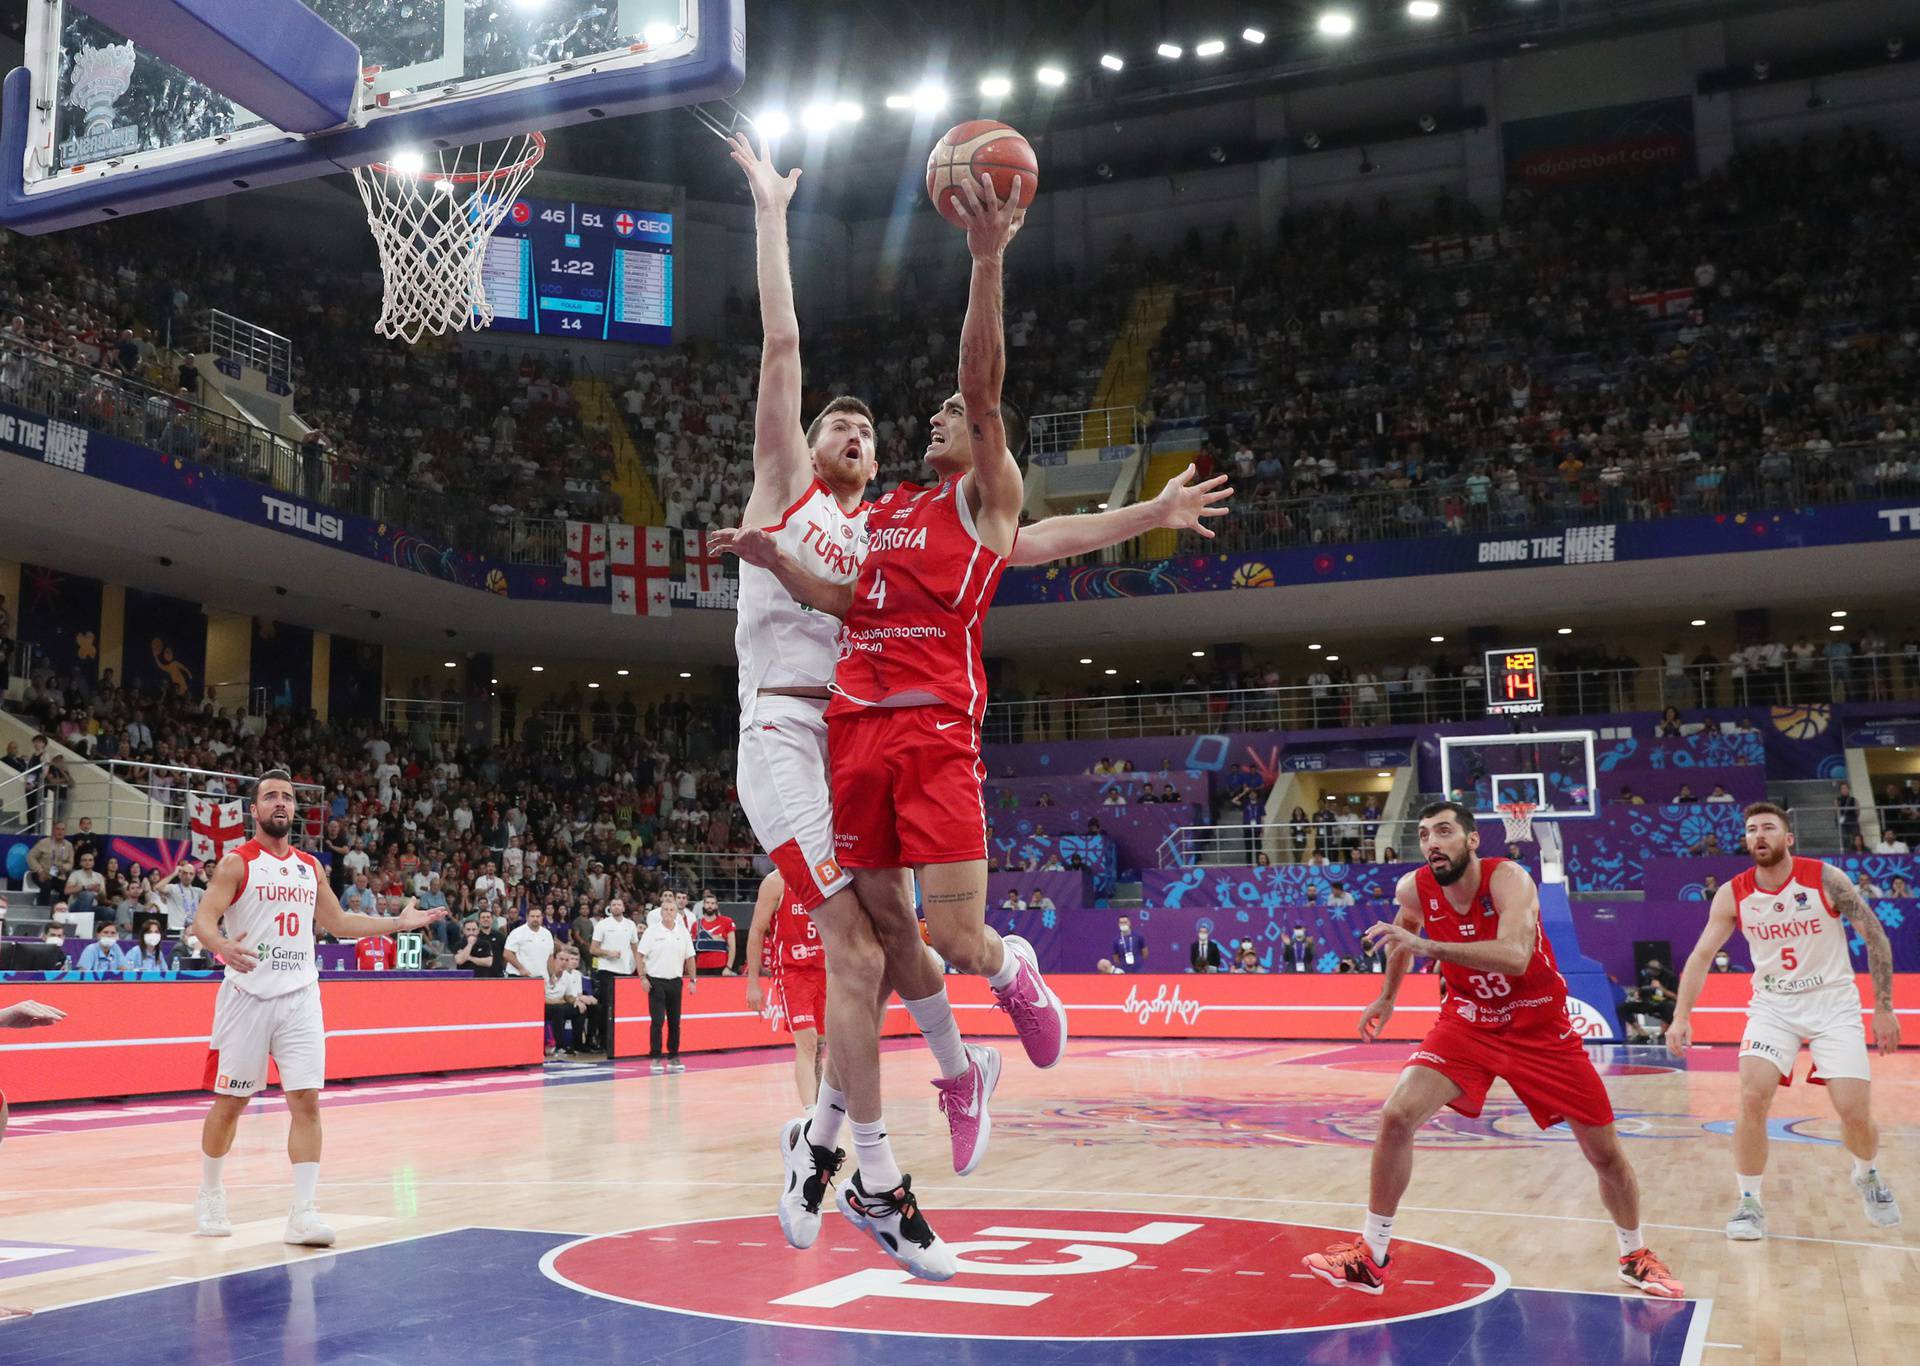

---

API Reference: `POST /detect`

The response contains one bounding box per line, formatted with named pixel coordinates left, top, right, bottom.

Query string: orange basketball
left=926, top=120, right=1039, bottom=227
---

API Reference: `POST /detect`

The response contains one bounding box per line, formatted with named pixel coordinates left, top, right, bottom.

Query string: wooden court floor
left=0, top=1039, right=1914, bottom=1363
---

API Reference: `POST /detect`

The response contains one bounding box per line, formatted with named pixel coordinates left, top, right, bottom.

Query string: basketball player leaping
left=190, top=769, right=446, bottom=1246
left=717, top=145, right=1228, bottom=1279
left=744, top=871, right=828, bottom=1110
left=1303, top=801, right=1684, bottom=1299
left=1668, top=801, right=1901, bottom=1238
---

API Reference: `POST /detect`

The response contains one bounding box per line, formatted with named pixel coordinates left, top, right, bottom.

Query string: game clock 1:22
left=478, top=196, right=674, bottom=346
left=1485, top=647, right=1544, bottom=715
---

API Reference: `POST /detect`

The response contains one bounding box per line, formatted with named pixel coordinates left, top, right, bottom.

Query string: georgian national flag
left=1629, top=285, right=1694, bottom=320
left=609, top=525, right=673, bottom=617
left=189, top=795, right=246, bottom=862
left=683, top=529, right=726, bottom=594
left=563, top=521, right=608, bottom=587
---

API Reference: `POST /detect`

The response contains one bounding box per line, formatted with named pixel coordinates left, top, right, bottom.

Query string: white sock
left=291, top=1162, right=319, bottom=1208
left=1362, top=1211, right=1393, bottom=1264
left=810, top=1081, right=849, bottom=1150
left=985, top=936, right=1020, bottom=991
left=902, top=987, right=969, bottom=1079
left=1737, top=1173, right=1763, bottom=1201
left=850, top=1117, right=902, bottom=1191
left=1616, top=1225, right=1645, bottom=1258
left=200, top=1153, right=226, bottom=1193
left=1852, top=1156, right=1877, bottom=1182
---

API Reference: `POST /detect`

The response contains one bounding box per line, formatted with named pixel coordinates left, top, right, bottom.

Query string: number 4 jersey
left=221, top=840, right=322, bottom=998
left=1414, top=856, right=1574, bottom=1033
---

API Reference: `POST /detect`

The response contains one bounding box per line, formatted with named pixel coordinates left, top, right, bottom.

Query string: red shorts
left=778, top=968, right=827, bottom=1035
left=1408, top=1016, right=1615, bottom=1130
left=827, top=705, right=986, bottom=867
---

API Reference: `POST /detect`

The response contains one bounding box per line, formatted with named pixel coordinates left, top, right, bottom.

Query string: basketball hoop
left=352, top=132, right=546, bottom=343
left=1497, top=801, right=1539, bottom=844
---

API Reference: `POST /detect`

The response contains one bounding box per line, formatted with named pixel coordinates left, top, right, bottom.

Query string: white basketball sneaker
left=1725, top=1196, right=1766, bottom=1241
left=836, top=1172, right=957, bottom=1282
left=283, top=1202, right=337, bottom=1248
left=195, top=1188, right=232, bottom=1237
left=775, top=1115, right=845, bottom=1251
left=1855, top=1169, right=1902, bottom=1228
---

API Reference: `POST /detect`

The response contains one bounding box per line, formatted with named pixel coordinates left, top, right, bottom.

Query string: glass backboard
left=1437, top=730, right=1599, bottom=822
left=3, top=0, right=743, bottom=233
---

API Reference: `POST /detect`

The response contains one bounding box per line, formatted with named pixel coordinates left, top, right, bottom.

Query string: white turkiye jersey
left=222, top=840, right=322, bottom=998
left=1733, top=856, right=1854, bottom=999
left=736, top=479, right=869, bottom=723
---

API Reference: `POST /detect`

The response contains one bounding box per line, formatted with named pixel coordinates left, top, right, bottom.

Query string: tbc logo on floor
left=542, top=1208, right=1508, bottom=1340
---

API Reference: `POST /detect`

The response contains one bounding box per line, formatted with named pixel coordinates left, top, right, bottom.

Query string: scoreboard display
left=479, top=196, right=673, bottom=345
left=1485, top=647, right=1544, bottom=715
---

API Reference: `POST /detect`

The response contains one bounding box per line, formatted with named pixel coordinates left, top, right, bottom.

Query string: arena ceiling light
left=1157, top=42, right=1183, bottom=59
left=531, top=665, right=545, bottom=672
left=616, top=668, right=630, bottom=676
left=1377, top=771, right=1393, bottom=778
left=1243, top=27, right=1267, bottom=44
left=1036, top=65, right=1067, bottom=87
left=1407, top=0, right=1441, bottom=19
left=588, top=682, right=600, bottom=689
left=800, top=104, right=837, bottom=133
left=1690, top=618, right=1706, bottom=627
left=442, top=660, right=456, bottom=667
left=1192, top=650, right=1207, bottom=657
left=1556, top=627, right=1573, bottom=635
left=679, top=670, right=693, bottom=678
left=1318, top=11, right=1356, bottom=38
left=1104, top=667, right=1118, bottom=675
left=1308, top=642, right=1323, bottom=650
left=1080, top=657, right=1094, bottom=664
left=883, top=92, right=911, bottom=109
left=1831, top=624, right=1846, bottom=632
left=1100, top=53, right=1125, bottom=71
left=1429, top=634, right=1445, bottom=642
left=755, top=109, right=791, bottom=138
left=640, top=21, right=679, bottom=46
left=490, top=677, right=499, bottom=684
left=389, top=148, right=426, bottom=176
left=1831, top=609, right=1848, bottom=617
left=834, top=100, right=864, bottom=122
left=1195, top=39, right=1227, bottom=57
left=1326, top=654, right=1341, bottom=661
left=979, top=75, right=1013, bottom=98
left=910, top=82, right=949, bottom=114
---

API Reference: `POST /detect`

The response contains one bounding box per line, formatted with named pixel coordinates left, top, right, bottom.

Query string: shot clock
left=1485, top=647, right=1545, bottom=715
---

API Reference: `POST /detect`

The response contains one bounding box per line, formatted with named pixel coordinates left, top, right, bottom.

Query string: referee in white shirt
left=638, top=901, right=697, bottom=1073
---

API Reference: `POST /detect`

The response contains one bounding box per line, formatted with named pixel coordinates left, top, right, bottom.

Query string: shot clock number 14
left=1486, top=647, right=1545, bottom=715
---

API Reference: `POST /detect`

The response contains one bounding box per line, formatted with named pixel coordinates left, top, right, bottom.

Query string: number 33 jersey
left=828, top=477, right=1008, bottom=723
left=221, top=840, right=322, bottom=998
left=1414, top=857, right=1573, bottom=1033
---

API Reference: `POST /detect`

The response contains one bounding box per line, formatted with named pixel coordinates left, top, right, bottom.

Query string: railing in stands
left=1030, top=405, right=1144, bottom=455
left=381, top=698, right=467, bottom=744
left=1158, top=818, right=1422, bottom=868
left=983, top=652, right=1920, bottom=742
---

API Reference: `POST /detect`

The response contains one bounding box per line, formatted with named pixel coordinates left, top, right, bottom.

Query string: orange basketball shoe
left=1618, top=1246, right=1684, bottom=1298
left=1303, top=1239, right=1389, bottom=1295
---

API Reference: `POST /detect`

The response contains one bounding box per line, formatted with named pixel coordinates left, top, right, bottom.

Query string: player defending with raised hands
left=1668, top=801, right=1901, bottom=1239
left=191, top=769, right=446, bottom=1247
left=719, top=130, right=963, bottom=1275
left=1303, top=802, right=1682, bottom=1299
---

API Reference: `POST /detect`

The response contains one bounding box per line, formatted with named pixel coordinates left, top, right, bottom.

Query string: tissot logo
left=260, top=495, right=345, bottom=542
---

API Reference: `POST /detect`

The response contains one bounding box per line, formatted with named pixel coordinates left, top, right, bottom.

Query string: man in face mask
left=1710, top=950, right=1738, bottom=973
left=176, top=930, right=217, bottom=972
left=78, top=923, right=127, bottom=979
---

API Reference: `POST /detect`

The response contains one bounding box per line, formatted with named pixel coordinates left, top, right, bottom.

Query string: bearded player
left=190, top=769, right=446, bottom=1246
left=1668, top=802, right=1901, bottom=1239
left=716, top=155, right=1228, bottom=1278
left=1303, top=801, right=1683, bottom=1299
left=745, top=870, right=829, bottom=1117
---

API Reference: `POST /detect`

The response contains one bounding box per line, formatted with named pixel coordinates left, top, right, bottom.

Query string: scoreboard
left=479, top=196, right=673, bottom=345
left=1485, top=647, right=1544, bottom=715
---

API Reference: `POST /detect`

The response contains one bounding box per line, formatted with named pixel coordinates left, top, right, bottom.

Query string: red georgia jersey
left=1414, top=857, right=1572, bottom=1033
left=768, top=889, right=824, bottom=972
left=828, top=477, right=1008, bottom=722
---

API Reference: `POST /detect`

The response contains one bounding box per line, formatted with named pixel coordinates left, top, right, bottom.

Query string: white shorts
left=736, top=696, right=852, bottom=911
left=1740, top=986, right=1871, bottom=1087
left=206, top=979, right=326, bottom=1098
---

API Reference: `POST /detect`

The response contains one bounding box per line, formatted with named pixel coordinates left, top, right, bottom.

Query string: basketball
left=926, top=120, right=1038, bottom=227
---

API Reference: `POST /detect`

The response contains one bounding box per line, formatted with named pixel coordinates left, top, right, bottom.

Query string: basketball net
left=1497, top=801, right=1538, bottom=845
left=352, top=132, right=545, bottom=344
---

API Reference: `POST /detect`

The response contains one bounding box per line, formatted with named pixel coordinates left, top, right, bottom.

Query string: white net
left=1498, top=802, right=1538, bottom=844
left=352, top=133, right=545, bottom=344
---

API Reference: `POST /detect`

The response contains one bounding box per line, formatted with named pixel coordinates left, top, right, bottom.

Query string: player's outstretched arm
left=1826, top=863, right=1901, bottom=1054
left=1360, top=874, right=1428, bottom=1041
left=190, top=852, right=258, bottom=973
left=709, top=527, right=853, bottom=617
left=1369, top=861, right=1537, bottom=977
left=1007, top=465, right=1234, bottom=566
left=743, top=873, right=781, bottom=1013
left=951, top=173, right=1025, bottom=555
left=1668, top=883, right=1740, bottom=1057
left=728, top=131, right=811, bottom=518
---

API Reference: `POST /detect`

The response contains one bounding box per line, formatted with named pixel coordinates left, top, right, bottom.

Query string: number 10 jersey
left=220, top=840, right=322, bottom=999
